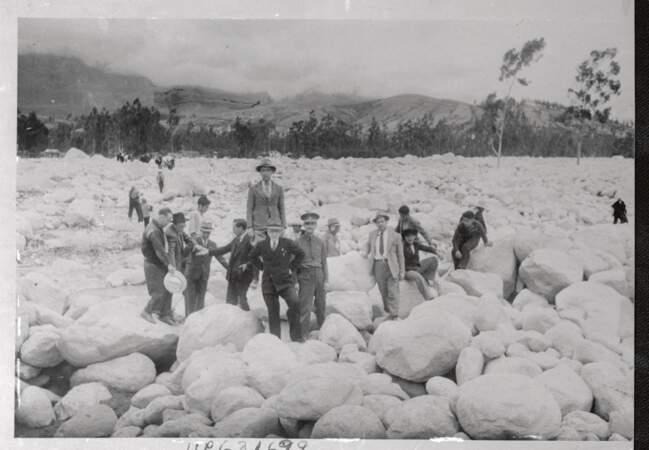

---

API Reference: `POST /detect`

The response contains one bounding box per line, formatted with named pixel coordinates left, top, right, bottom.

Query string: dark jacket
left=166, top=225, right=193, bottom=271
left=184, top=236, right=219, bottom=280
left=403, top=241, right=437, bottom=272
left=452, top=218, right=487, bottom=250
left=142, top=219, right=170, bottom=269
left=612, top=200, right=627, bottom=216
left=215, top=233, right=255, bottom=283
left=249, top=237, right=305, bottom=294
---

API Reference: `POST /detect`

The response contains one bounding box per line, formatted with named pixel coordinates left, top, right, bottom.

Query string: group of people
left=116, top=151, right=176, bottom=170
left=137, top=157, right=495, bottom=342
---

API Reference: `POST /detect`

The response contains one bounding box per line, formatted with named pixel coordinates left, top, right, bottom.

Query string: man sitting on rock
left=184, top=221, right=221, bottom=317
left=363, top=213, right=405, bottom=320
left=296, top=212, right=329, bottom=336
left=248, top=220, right=305, bottom=342
left=323, top=217, right=342, bottom=257
left=452, top=211, right=491, bottom=270
left=402, top=228, right=440, bottom=300
left=395, top=205, right=434, bottom=247
left=140, top=207, right=177, bottom=325
left=612, top=198, right=628, bottom=224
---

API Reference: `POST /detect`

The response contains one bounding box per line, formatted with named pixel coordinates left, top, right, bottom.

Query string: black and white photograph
left=10, top=0, right=634, bottom=445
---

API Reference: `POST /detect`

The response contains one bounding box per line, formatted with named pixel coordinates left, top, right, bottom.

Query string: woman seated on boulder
left=452, top=210, right=491, bottom=270
left=402, top=229, right=440, bottom=300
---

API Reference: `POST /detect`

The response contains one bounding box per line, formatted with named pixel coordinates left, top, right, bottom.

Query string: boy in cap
left=323, top=217, right=342, bottom=257
left=402, top=228, right=439, bottom=300
left=363, top=213, right=405, bottom=320
left=141, top=207, right=177, bottom=325
left=452, top=211, right=491, bottom=270
left=395, top=205, right=433, bottom=247
left=296, top=212, right=329, bottom=335
left=248, top=220, right=305, bottom=341
left=184, top=221, right=220, bottom=317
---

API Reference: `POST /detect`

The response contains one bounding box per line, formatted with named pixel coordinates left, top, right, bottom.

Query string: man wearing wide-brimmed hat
left=248, top=219, right=305, bottom=341
left=184, top=221, right=219, bottom=317
left=323, top=217, right=342, bottom=257
left=296, top=212, right=329, bottom=335
left=246, top=158, right=286, bottom=243
left=363, top=213, right=405, bottom=320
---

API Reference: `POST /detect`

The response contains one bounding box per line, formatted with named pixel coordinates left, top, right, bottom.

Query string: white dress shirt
left=374, top=231, right=387, bottom=260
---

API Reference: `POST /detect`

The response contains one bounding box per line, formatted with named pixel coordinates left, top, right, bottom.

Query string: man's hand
left=324, top=282, right=330, bottom=291
left=167, top=264, right=176, bottom=274
left=246, top=228, right=255, bottom=238
left=454, top=250, right=462, bottom=259
left=238, top=263, right=248, bottom=271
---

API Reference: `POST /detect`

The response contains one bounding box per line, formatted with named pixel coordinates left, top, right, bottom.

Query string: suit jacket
left=322, top=230, right=341, bottom=257
left=364, top=229, right=405, bottom=279
left=184, top=237, right=218, bottom=280
left=214, top=233, right=255, bottom=282
left=249, top=237, right=305, bottom=294
left=403, top=241, right=437, bottom=272
left=246, top=180, right=286, bottom=230
left=165, top=225, right=193, bottom=271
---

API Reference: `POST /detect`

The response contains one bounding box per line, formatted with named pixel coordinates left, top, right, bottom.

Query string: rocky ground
left=15, top=149, right=634, bottom=440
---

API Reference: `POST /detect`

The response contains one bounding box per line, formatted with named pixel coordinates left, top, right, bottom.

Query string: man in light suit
left=363, top=213, right=405, bottom=320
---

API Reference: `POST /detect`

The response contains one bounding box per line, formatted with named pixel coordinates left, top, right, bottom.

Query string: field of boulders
left=15, top=150, right=633, bottom=440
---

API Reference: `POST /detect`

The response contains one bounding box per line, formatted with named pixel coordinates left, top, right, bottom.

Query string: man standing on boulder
left=141, top=207, right=177, bottom=325
left=402, top=228, right=439, bottom=300
left=323, top=217, right=342, bottom=257
left=248, top=220, right=305, bottom=341
left=452, top=210, right=491, bottom=270
left=296, top=212, right=329, bottom=336
left=213, top=219, right=255, bottom=311
left=395, top=205, right=433, bottom=247
left=364, top=213, right=405, bottom=320
left=184, top=221, right=220, bottom=317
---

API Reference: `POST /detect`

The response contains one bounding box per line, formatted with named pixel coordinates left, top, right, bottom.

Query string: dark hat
left=398, top=205, right=410, bottom=215
left=233, top=218, right=247, bottom=229
left=401, top=228, right=418, bottom=237
left=265, top=219, right=283, bottom=231
left=198, top=195, right=211, bottom=206
left=255, top=158, right=277, bottom=172
left=372, top=213, right=390, bottom=223
left=461, top=211, right=475, bottom=220
left=172, top=212, right=186, bottom=224
left=301, top=212, right=320, bottom=222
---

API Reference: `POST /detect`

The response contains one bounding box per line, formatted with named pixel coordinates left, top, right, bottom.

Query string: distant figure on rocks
left=139, top=154, right=152, bottom=163
left=141, top=198, right=153, bottom=227
left=402, top=229, right=439, bottom=300
left=452, top=211, right=491, bottom=270
left=612, top=198, right=628, bottom=224
left=395, top=205, right=434, bottom=246
left=248, top=220, right=305, bottom=342
left=323, top=217, right=342, bottom=257
left=166, top=213, right=194, bottom=276
left=140, top=208, right=177, bottom=325
left=364, top=213, right=405, bottom=320
left=184, top=221, right=220, bottom=317
left=214, top=219, right=256, bottom=311
left=116, top=153, right=125, bottom=163
left=157, top=170, right=165, bottom=193
left=128, top=186, right=143, bottom=222
left=472, top=205, right=487, bottom=235
left=296, top=212, right=329, bottom=336
left=155, top=154, right=163, bottom=169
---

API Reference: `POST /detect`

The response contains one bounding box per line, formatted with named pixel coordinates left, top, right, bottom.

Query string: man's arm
left=476, top=221, right=489, bottom=244
left=149, top=229, right=171, bottom=267
left=321, top=240, right=328, bottom=283
left=211, top=239, right=234, bottom=257
left=278, top=187, right=286, bottom=228
left=246, top=186, right=255, bottom=230
left=415, top=242, right=438, bottom=255
left=248, top=242, right=263, bottom=271
left=363, top=233, right=372, bottom=257
left=395, top=233, right=405, bottom=278
left=452, top=225, right=462, bottom=251
left=288, top=239, right=305, bottom=271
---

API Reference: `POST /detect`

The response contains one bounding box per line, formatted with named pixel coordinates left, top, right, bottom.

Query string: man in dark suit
left=248, top=220, right=305, bottom=342
left=402, top=228, right=439, bottom=300
left=183, top=221, right=222, bottom=317
left=214, top=219, right=255, bottom=311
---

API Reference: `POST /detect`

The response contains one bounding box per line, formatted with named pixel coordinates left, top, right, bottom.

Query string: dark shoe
left=140, top=310, right=156, bottom=324
left=158, top=315, right=176, bottom=326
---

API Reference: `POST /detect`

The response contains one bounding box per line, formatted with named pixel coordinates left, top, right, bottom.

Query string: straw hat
left=164, top=271, right=187, bottom=294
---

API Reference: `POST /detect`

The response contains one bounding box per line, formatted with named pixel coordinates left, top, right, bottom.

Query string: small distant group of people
left=115, top=151, right=176, bottom=170
left=137, top=157, right=499, bottom=341
left=155, top=154, right=175, bottom=170
left=128, top=186, right=153, bottom=226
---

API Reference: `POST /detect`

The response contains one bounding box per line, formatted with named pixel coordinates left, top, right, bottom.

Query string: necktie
left=308, top=236, right=313, bottom=259
left=272, top=240, right=277, bottom=250
left=379, top=232, right=384, bottom=257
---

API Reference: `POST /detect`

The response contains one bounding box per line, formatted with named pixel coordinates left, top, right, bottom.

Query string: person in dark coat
left=166, top=213, right=193, bottom=276
left=248, top=220, right=305, bottom=342
left=157, top=170, right=165, bottom=193
left=472, top=205, right=487, bottom=235
left=452, top=211, right=491, bottom=270
left=140, top=208, right=176, bottom=325
left=184, top=221, right=221, bottom=317
left=128, top=186, right=143, bottom=222
left=612, top=198, right=628, bottom=224
left=402, top=229, right=439, bottom=300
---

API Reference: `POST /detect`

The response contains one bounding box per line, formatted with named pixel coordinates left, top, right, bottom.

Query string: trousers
left=298, top=267, right=326, bottom=337
left=405, top=256, right=439, bottom=299
left=143, top=261, right=172, bottom=316
left=129, top=198, right=143, bottom=222
left=453, top=236, right=481, bottom=269
left=263, top=285, right=302, bottom=342
left=184, top=274, right=208, bottom=317
left=373, top=260, right=399, bottom=317
left=226, top=277, right=252, bottom=311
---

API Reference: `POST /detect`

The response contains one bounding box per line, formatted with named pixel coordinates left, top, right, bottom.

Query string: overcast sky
left=18, top=0, right=634, bottom=119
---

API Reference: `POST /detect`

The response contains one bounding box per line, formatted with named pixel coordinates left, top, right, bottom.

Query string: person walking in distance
left=323, top=217, right=342, bottom=257
left=141, top=197, right=153, bottom=227
left=395, top=205, right=434, bottom=246
left=296, top=212, right=329, bottom=336
left=140, top=208, right=177, bottom=325
left=612, top=198, right=628, bottom=224
left=402, top=228, right=440, bottom=300
left=183, top=221, right=220, bottom=317
left=364, top=213, right=405, bottom=320
left=248, top=220, right=305, bottom=341
left=452, top=210, right=492, bottom=270
left=128, top=186, right=143, bottom=222
left=157, top=170, right=165, bottom=193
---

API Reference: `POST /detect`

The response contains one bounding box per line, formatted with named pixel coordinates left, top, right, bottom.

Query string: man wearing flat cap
left=184, top=221, right=220, bottom=317
left=296, top=212, right=329, bottom=335
left=363, top=213, right=405, bottom=320
left=248, top=219, right=305, bottom=341
left=323, top=217, right=342, bottom=257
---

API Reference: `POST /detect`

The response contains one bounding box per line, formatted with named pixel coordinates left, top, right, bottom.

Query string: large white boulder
left=210, top=407, right=281, bottom=438
left=318, top=313, right=367, bottom=351
left=362, top=394, right=403, bottom=427
left=512, top=289, right=550, bottom=311
left=484, top=356, right=542, bottom=378
left=55, top=404, right=117, bottom=437
left=54, top=382, right=112, bottom=421
left=369, top=311, right=471, bottom=382
left=325, top=291, right=373, bottom=330
left=210, top=386, right=265, bottom=423
left=589, top=269, right=630, bottom=297
left=18, top=272, right=69, bottom=314
left=447, top=270, right=504, bottom=298
left=411, top=293, right=479, bottom=333
left=131, top=384, right=172, bottom=409
left=64, top=147, right=89, bottom=159
left=386, top=395, right=459, bottom=439
left=513, top=229, right=571, bottom=263
left=70, top=353, right=156, bottom=392
left=64, top=198, right=97, bottom=228
left=537, top=364, right=593, bottom=416
left=327, top=252, right=376, bottom=292
left=396, top=280, right=428, bottom=319
left=518, top=249, right=583, bottom=302
left=16, top=385, right=55, bottom=428
left=242, top=334, right=300, bottom=398
left=572, top=225, right=629, bottom=264
left=311, top=405, right=386, bottom=439
left=58, top=296, right=178, bottom=366
left=455, top=346, right=484, bottom=386
left=176, top=304, right=263, bottom=361
left=20, top=327, right=63, bottom=368
left=580, top=362, right=633, bottom=420
left=560, top=410, right=610, bottom=441
left=455, top=373, right=562, bottom=439
left=288, top=340, right=337, bottom=365
left=184, top=356, right=247, bottom=415
left=466, top=237, right=517, bottom=298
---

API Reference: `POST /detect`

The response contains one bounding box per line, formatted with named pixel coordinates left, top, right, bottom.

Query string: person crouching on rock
left=141, top=207, right=177, bottom=325
left=128, top=186, right=143, bottom=222
left=402, top=228, right=440, bottom=300
left=296, top=212, right=329, bottom=337
left=323, top=217, right=342, bottom=257
left=248, top=220, right=305, bottom=342
left=612, top=198, right=628, bottom=224
left=363, top=213, right=405, bottom=320
left=157, top=170, right=165, bottom=193
left=213, top=219, right=255, bottom=311
left=183, top=221, right=220, bottom=318
left=452, top=211, right=491, bottom=270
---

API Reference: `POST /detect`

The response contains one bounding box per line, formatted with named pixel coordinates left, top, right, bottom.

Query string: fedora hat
left=301, top=212, right=320, bottom=222
left=255, top=158, right=276, bottom=172
left=327, top=217, right=340, bottom=227
left=200, top=221, right=214, bottom=232
left=164, top=271, right=187, bottom=294
left=372, top=213, right=390, bottom=223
